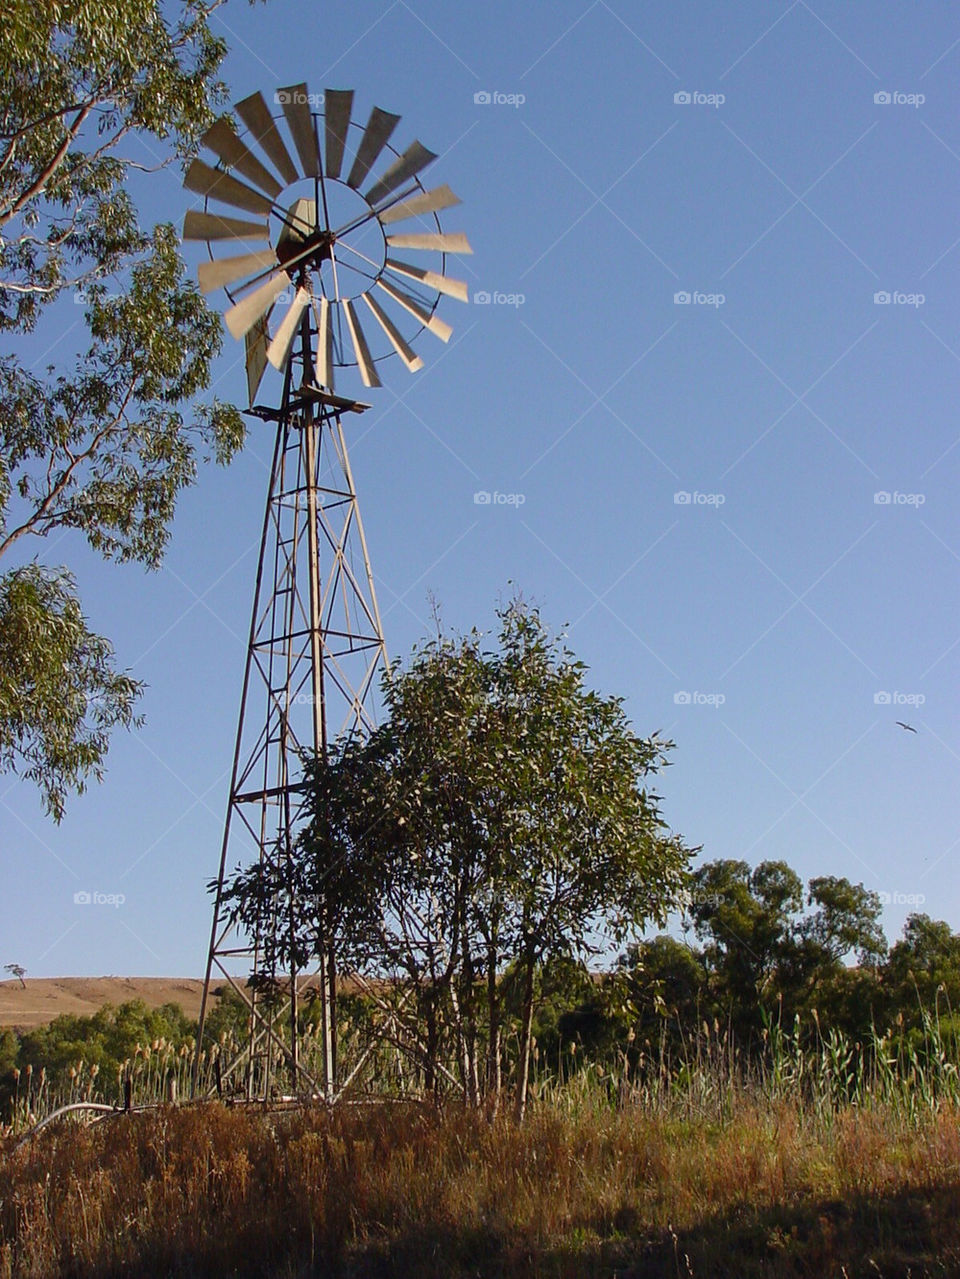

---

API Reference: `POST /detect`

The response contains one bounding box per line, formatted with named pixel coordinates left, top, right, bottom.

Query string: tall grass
left=7, top=1007, right=960, bottom=1135
left=3, top=1091, right=960, bottom=1277
left=3, top=1015, right=960, bottom=1276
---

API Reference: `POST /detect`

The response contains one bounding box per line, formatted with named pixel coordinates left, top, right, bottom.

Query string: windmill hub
left=276, top=226, right=334, bottom=273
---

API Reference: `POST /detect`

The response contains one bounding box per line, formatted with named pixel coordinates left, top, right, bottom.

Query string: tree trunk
left=515, top=948, right=536, bottom=1123
left=329, top=943, right=338, bottom=1085
left=423, top=993, right=438, bottom=1099
left=318, top=940, right=334, bottom=1101
left=449, top=978, right=472, bottom=1104
left=486, top=936, right=502, bottom=1114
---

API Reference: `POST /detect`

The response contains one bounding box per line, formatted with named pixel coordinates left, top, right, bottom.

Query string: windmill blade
left=201, top=120, right=283, bottom=197
left=376, top=278, right=452, bottom=342
left=342, top=298, right=382, bottom=388
left=246, top=315, right=270, bottom=404
left=378, top=184, right=462, bottom=225
left=362, top=291, right=423, bottom=372
left=315, top=296, right=334, bottom=389
left=365, top=142, right=437, bottom=207
left=385, top=257, right=468, bottom=303
left=235, top=90, right=299, bottom=183
left=183, top=211, right=270, bottom=242
left=279, top=84, right=320, bottom=177
left=385, top=231, right=473, bottom=254
left=224, top=272, right=290, bottom=340
left=184, top=159, right=274, bottom=217
left=267, top=286, right=311, bottom=369
left=197, top=249, right=278, bottom=294
left=324, top=89, right=353, bottom=179
left=346, top=107, right=400, bottom=189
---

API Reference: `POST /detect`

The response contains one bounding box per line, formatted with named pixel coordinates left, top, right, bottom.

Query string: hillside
left=0, top=978, right=209, bottom=1030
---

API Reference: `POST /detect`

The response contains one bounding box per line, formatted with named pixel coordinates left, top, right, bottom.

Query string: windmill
left=182, top=84, right=472, bottom=1100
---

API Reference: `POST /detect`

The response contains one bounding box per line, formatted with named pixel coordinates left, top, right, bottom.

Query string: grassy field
left=5, top=994, right=960, bottom=1276
left=2, top=1093, right=960, bottom=1277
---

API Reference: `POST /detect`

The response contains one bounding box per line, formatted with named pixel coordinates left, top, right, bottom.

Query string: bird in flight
left=896, top=721, right=918, bottom=733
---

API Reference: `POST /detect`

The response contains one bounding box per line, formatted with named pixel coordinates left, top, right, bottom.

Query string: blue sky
left=3, top=0, right=960, bottom=976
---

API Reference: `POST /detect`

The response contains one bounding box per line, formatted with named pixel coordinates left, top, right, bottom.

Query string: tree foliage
left=684, top=858, right=886, bottom=1040
left=222, top=601, right=692, bottom=1114
left=0, top=565, right=140, bottom=818
left=0, top=0, right=247, bottom=816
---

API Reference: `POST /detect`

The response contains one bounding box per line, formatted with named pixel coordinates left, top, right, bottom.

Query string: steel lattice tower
left=182, top=82, right=471, bottom=1099
left=196, top=340, right=387, bottom=1099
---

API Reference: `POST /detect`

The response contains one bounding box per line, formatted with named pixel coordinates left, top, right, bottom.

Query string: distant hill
left=0, top=977, right=211, bottom=1029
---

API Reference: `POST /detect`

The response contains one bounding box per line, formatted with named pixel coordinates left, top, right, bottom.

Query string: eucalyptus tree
left=226, top=602, right=691, bottom=1113
left=688, top=860, right=887, bottom=1039
left=0, top=0, right=246, bottom=818
left=482, top=605, right=690, bottom=1117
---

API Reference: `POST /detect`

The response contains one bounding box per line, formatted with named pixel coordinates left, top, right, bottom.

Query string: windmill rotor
left=183, top=85, right=472, bottom=399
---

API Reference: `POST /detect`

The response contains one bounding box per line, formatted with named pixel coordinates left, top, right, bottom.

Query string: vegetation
left=0, top=0, right=246, bottom=819
left=4, top=883, right=960, bottom=1129
left=4, top=1076, right=960, bottom=1277
left=220, top=603, right=691, bottom=1116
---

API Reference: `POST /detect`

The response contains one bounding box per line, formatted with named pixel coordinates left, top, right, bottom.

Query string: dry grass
left=2, top=1097, right=960, bottom=1277
left=0, top=980, right=210, bottom=1031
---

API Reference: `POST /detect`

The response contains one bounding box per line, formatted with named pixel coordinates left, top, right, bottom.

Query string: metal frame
left=193, top=317, right=387, bottom=1101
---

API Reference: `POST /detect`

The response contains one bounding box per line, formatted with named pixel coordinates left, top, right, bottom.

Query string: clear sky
left=3, top=0, right=960, bottom=976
